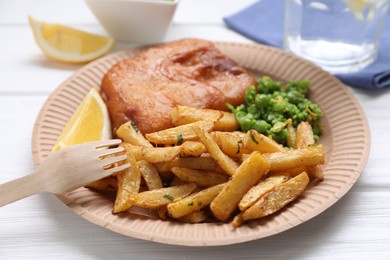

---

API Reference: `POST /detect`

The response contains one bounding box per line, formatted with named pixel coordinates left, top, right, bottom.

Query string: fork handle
left=0, top=172, right=45, bottom=207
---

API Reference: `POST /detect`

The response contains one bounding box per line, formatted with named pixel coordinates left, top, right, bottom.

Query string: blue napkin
left=224, top=0, right=390, bottom=90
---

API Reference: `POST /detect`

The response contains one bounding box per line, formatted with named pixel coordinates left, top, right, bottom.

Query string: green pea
left=286, top=90, right=305, bottom=105
left=255, top=94, right=270, bottom=109
left=312, top=124, right=322, bottom=136
left=235, top=110, right=247, bottom=119
left=237, top=115, right=255, bottom=132
left=271, top=115, right=286, bottom=125
left=270, top=121, right=286, bottom=133
left=272, top=100, right=288, bottom=113
left=269, top=129, right=288, bottom=145
left=285, top=103, right=299, bottom=117
left=227, top=76, right=322, bottom=146
left=253, top=120, right=270, bottom=134
left=245, top=85, right=257, bottom=104
left=247, top=104, right=258, bottom=115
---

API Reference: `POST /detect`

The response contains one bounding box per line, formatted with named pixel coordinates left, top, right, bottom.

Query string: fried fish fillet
left=101, top=38, right=256, bottom=134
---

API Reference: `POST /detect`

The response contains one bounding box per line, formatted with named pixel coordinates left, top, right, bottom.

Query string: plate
left=31, top=41, right=370, bottom=246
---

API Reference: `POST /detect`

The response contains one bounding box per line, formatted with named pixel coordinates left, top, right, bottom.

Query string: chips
left=89, top=105, right=325, bottom=226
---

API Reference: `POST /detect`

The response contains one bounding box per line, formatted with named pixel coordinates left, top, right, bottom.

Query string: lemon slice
left=29, top=16, right=115, bottom=63
left=52, top=87, right=112, bottom=151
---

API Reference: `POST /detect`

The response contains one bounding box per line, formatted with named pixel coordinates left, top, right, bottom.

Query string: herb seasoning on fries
left=87, top=76, right=325, bottom=227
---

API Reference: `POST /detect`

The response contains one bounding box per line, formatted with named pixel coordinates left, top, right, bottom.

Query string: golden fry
left=112, top=107, right=325, bottom=226
left=193, top=124, right=239, bottom=176
left=154, top=156, right=217, bottom=172
left=145, top=121, right=214, bottom=145
left=86, top=176, right=118, bottom=192
left=137, top=160, right=167, bottom=218
left=113, top=152, right=141, bottom=213
left=121, top=143, right=181, bottom=163
left=167, top=183, right=225, bottom=218
left=231, top=213, right=245, bottom=229
left=130, top=183, right=197, bottom=208
left=210, top=152, right=270, bottom=221
left=170, top=105, right=239, bottom=131
left=296, top=122, right=315, bottom=148
left=243, top=130, right=285, bottom=153
left=270, top=166, right=308, bottom=176
left=286, top=122, right=297, bottom=149
left=116, top=121, right=153, bottom=147
left=171, top=167, right=229, bottom=188
left=170, top=175, right=190, bottom=186
left=211, top=131, right=250, bottom=158
left=262, top=144, right=325, bottom=172
left=137, top=160, right=163, bottom=190
left=241, top=172, right=310, bottom=221
left=307, top=166, right=324, bottom=181
left=295, top=122, right=324, bottom=181
left=170, top=105, right=223, bottom=125
left=238, top=173, right=290, bottom=211
left=176, top=210, right=208, bottom=223
left=180, top=141, right=207, bottom=157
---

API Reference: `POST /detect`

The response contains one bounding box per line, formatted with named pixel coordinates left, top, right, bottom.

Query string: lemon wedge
left=28, top=16, right=115, bottom=63
left=344, top=0, right=381, bottom=20
left=52, top=87, right=112, bottom=151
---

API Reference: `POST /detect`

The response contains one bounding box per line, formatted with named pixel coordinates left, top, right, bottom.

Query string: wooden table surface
left=1, top=0, right=389, bottom=259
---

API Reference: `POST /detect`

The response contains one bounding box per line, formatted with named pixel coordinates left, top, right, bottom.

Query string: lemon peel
left=29, top=16, right=115, bottom=63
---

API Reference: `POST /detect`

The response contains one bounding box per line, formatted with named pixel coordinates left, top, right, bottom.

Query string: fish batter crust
left=101, top=38, right=256, bottom=134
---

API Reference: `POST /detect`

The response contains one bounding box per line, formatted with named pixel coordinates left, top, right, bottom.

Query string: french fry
left=145, top=121, right=214, bottom=145
left=137, top=160, right=167, bottom=218
left=210, top=152, right=270, bottom=221
left=180, top=141, right=207, bottom=157
left=113, top=152, right=141, bottom=213
left=121, top=143, right=181, bottom=163
left=238, top=173, right=290, bottom=211
left=137, top=160, right=163, bottom=190
left=86, top=176, right=118, bottom=192
left=211, top=131, right=251, bottom=158
left=262, top=144, right=325, bottom=172
left=170, top=105, right=239, bottom=131
left=296, top=121, right=315, bottom=148
left=171, top=167, right=229, bottom=188
left=286, top=122, right=297, bottom=149
left=156, top=206, right=168, bottom=220
left=116, top=121, right=153, bottom=147
left=214, top=113, right=240, bottom=131
left=270, top=166, right=308, bottom=176
left=170, top=175, right=190, bottom=186
left=193, top=124, right=239, bottom=176
left=243, top=130, right=285, bottom=153
left=240, top=172, right=310, bottom=221
left=113, top=107, right=325, bottom=226
left=295, top=122, right=324, bottom=181
left=167, top=183, right=226, bottom=218
left=307, top=166, right=324, bottom=181
left=231, top=213, right=245, bottom=229
left=154, top=156, right=217, bottom=172
left=170, top=105, right=223, bottom=125
left=129, top=183, right=197, bottom=208
left=177, top=210, right=208, bottom=223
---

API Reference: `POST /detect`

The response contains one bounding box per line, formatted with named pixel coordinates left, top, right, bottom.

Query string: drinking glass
left=284, top=0, right=390, bottom=73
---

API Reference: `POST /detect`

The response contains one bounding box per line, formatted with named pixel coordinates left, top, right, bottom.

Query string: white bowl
left=84, top=0, right=179, bottom=43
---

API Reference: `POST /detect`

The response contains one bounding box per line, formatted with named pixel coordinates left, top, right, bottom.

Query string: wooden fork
left=0, top=139, right=129, bottom=207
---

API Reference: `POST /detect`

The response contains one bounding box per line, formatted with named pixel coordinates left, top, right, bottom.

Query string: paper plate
left=31, top=41, right=370, bottom=246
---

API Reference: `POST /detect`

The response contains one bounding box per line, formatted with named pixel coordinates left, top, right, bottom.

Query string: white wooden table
left=1, top=0, right=389, bottom=259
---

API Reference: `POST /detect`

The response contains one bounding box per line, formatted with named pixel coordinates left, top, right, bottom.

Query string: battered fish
left=101, top=38, right=256, bottom=134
